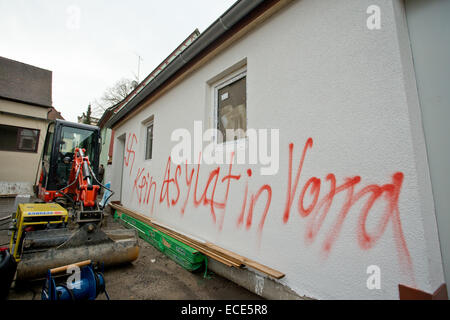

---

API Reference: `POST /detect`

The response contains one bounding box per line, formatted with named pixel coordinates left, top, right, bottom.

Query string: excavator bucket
left=15, top=224, right=139, bottom=281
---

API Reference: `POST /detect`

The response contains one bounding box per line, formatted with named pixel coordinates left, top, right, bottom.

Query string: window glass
left=145, top=123, right=153, bottom=160
left=56, top=126, right=96, bottom=188
left=43, top=124, right=55, bottom=162
left=59, top=126, right=96, bottom=160
left=0, top=124, right=39, bottom=152
left=18, top=128, right=39, bottom=151
left=0, top=125, right=19, bottom=151
left=217, top=76, right=246, bottom=143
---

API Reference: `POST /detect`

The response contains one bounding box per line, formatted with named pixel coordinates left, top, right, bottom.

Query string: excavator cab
left=38, top=120, right=101, bottom=200
left=36, top=120, right=104, bottom=223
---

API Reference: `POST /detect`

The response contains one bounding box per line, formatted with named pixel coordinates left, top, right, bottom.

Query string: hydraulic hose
left=87, top=164, right=115, bottom=208
left=53, top=152, right=114, bottom=209
left=53, top=165, right=81, bottom=208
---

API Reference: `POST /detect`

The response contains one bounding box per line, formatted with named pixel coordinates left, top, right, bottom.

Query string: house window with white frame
left=215, top=71, right=247, bottom=143
left=145, top=121, right=154, bottom=160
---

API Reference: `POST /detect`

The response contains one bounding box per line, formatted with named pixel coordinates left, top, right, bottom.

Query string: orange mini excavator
left=7, top=120, right=139, bottom=281
left=36, top=120, right=104, bottom=223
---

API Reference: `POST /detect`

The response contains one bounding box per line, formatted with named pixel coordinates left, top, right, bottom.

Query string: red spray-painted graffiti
left=282, top=139, right=412, bottom=276
left=159, top=152, right=241, bottom=230
left=123, top=133, right=413, bottom=278
left=131, top=167, right=157, bottom=215
left=124, top=133, right=137, bottom=176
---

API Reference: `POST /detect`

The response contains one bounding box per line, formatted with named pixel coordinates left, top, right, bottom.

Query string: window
left=145, top=121, right=154, bottom=160
left=101, top=129, right=106, bottom=145
left=215, top=72, right=247, bottom=143
left=0, top=124, right=40, bottom=152
left=43, top=123, right=55, bottom=162
left=59, top=126, right=96, bottom=162
left=41, top=123, right=55, bottom=187
left=56, top=125, right=97, bottom=189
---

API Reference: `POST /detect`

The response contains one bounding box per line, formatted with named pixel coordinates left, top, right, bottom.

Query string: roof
left=106, top=0, right=281, bottom=129
left=47, top=107, right=65, bottom=120
left=97, top=106, right=115, bottom=129
left=55, top=119, right=99, bottom=132
left=0, top=56, right=52, bottom=107
left=113, top=29, right=200, bottom=116
left=99, top=29, right=201, bottom=129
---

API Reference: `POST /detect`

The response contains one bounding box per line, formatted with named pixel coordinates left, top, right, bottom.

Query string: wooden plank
left=242, top=259, right=285, bottom=279
left=206, top=242, right=247, bottom=264
left=110, top=204, right=237, bottom=267
left=162, top=232, right=238, bottom=267
left=148, top=227, right=241, bottom=267
left=153, top=228, right=241, bottom=267
left=206, top=242, right=284, bottom=279
left=109, top=203, right=285, bottom=278
left=50, top=260, right=91, bottom=274
left=110, top=204, right=239, bottom=267
left=149, top=220, right=243, bottom=267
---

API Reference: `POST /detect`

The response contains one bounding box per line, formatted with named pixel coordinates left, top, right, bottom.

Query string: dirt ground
left=0, top=197, right=261, bottom=300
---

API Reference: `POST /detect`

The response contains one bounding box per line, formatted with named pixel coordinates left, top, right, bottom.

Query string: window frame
left=212, top=69, right=247, bottom=146
left=144, top=120, right=154, bottom=161
left=0, top=124, right=40, bottom=153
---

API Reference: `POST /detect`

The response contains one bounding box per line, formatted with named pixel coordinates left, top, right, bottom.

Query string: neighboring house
left=0, top=56, right=53, bottom=195
left=47, top=107, right=65, bottom=121
left=97, top=105, right=116, bottom=184
left=105, top=0, right=449, bottom=299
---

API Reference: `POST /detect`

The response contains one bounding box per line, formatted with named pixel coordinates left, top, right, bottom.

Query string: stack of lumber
left=109, top=203, right=284, bottom=279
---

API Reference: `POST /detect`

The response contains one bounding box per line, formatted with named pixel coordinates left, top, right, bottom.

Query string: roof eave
left=106, top=0, right=282, bottom=129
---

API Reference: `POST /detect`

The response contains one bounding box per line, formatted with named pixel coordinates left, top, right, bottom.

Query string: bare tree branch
left=91, top=77, right=139, bottom=118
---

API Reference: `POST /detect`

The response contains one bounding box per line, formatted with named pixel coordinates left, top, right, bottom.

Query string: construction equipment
left=7, top=120, right=139, bottom=281
left=9, top=203, right=69, bottom=262
left=36, top=120, right=104, bottom=223
left=41, top=260, right=109, bottom=300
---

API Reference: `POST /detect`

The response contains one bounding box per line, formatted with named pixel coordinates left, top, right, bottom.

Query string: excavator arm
left=67, top=148, right=100, bottom=209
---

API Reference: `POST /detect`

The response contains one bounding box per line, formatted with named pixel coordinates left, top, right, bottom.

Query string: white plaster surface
left=110, top=0, right=445, bottom=299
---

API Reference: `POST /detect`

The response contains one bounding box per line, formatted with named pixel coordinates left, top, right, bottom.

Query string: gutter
left=106, top=0, right=266, bottom=129
left=97, top=103, right=119, bottom=129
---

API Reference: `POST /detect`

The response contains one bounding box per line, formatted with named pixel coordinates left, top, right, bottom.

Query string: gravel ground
left=0, top=197, right=261, bottom=300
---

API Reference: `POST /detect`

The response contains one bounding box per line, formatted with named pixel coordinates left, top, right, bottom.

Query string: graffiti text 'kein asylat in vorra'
left=124, top=133, right=413, bottom=281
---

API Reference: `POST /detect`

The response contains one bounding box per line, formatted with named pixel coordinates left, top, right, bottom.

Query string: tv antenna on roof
left=134, top=52, right=143, bottom=83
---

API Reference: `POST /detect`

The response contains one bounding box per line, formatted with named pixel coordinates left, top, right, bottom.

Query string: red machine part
left=38, top=148, right=99, bottom=208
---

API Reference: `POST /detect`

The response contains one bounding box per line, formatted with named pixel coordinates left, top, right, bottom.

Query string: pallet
left=110, top=203, right=285, bottom=279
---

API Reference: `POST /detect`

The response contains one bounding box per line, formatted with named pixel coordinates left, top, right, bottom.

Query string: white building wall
left=404, top=0, right=450, bottom=296
left=111, top=0, right=445, bottom=299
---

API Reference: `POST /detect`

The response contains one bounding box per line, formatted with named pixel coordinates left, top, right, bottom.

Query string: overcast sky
left=0, top=0, right=236, bottom=121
